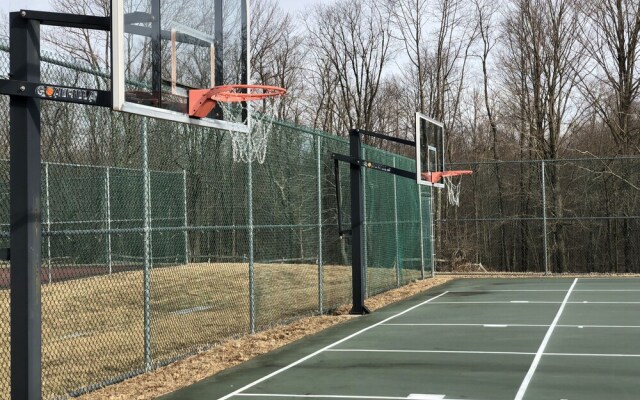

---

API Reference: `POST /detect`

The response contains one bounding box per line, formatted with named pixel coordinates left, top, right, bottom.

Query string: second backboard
left=415, top=113, right=445, bottom=187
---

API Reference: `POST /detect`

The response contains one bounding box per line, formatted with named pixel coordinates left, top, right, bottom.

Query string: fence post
left=248, top=159, right=255, bottom=334
left=182, top=169, right=189, bottom=265
left=362, top=148, right=368, bottom=297
left=141, top=118, right=152, bottom=371
left=430, top=186, right=436, bottom=278
left=418, top=185, right=425, bottom=280
left=541, top=160, right=549, bottom=275
left=316, top=136, right=323, bottom=314
left=105, top=167, right=112, bottom=274
left=44, top=162, right=51, bottom=284
left=393, top=158, right=400, bottom=287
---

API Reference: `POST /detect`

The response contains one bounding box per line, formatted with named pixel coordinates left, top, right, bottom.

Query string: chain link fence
left=0, top=43, right=431, bottom=399
left=439, top=159, right=640, bottom=274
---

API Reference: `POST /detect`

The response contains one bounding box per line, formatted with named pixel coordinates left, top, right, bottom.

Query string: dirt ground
left=77, top=276, right=455, bottom=400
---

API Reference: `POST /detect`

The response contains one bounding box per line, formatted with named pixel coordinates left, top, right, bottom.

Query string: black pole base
left=349, top=305, right=371, bottom=315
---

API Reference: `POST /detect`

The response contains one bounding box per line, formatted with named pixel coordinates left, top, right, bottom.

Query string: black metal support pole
left=240, top=0, right=248, bottom=121
left=214, top=0, right=224, bottom=87
left=349, top=130, right=369, bottom=315
left=150, top=0, right=162, bottom=106
left=9, top=11, right=42, bottom=400
left=213, top=0, right=224, bottom=119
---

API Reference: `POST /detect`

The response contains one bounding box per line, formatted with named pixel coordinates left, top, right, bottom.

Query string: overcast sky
left=16, top=0, right=320, bottom=13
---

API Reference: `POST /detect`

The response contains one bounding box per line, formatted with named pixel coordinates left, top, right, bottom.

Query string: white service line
left=513, top=278, right=578, bottom=400
left=545, top=352, right=640, bottom=357
left=427, top=301, right=640, bottom=305
left=573, top=289, right=640, bottom=292
left=328, top=348, right=640, bottom=358
left=327, top=349, right=535, bottom=356
left=382, top=323, right=640, bottom=329
left=382, top=323, right=551, bottom=327
left=448, top=289, right=640, bottom=292
left=448, top=290, right=567, bottom=292
left=428, top=301, right=560, bottom=304
left=236, top=394, right=471, bottom=400
left=216, top=291, right=449, bottom=400
left=569, top=301, right=640, bottom=304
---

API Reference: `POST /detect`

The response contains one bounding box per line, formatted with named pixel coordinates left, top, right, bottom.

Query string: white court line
left=328, top=348, right=640, bottom=358
left=382, top=323, right=640, bottom=328
left=427, top=301, right=640, bottom=305
left=429, top=301, right=560, bottom=304
left=236, top=394, right=471, bottom=400
left=327, top=349, right=535, bottom=356
left=569, top=301, right=640, bottom=304
left=449, top=289, right=640, bottom=292
left=514, top=278, right=578, bottom=400
left=383, top=323, right=550, bottom=327
left=573, top=289, right=640, bottom=292
left=545, top=352, right=640, bottom=358
left=449, top=290, right=566, bottom=292
left=215, top=291, right=449, bottom=400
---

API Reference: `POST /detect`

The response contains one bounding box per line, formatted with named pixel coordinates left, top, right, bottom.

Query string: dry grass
left=77, top=275, right=455, bottom=400
left=0, top=262, right=354, bottom=399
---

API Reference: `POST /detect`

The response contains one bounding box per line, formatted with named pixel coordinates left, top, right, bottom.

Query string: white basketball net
left=444, top=175, right=462, bottom=207
left=218, top=97, right=281, bottom=164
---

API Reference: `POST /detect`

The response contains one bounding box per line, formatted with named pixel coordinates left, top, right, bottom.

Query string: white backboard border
left=415, top=112, right=445, bottom=188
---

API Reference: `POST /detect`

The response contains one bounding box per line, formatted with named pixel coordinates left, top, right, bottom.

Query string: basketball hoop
left=188, top=84, right=287, bottom=164
left=421, top=170, right=472, bottom=207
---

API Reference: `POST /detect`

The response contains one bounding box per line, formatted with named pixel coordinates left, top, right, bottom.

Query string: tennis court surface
left=161, top=278, right=640, bottom=400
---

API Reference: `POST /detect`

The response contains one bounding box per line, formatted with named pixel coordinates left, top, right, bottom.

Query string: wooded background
left=2, top=0, right=639, bottom=273
left=0, top=0, right=639, bottom=397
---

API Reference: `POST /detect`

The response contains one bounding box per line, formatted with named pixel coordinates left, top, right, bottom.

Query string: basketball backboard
left=415, top=113, right=445, bottom=187
left=112, top=0, right=250, bottom=132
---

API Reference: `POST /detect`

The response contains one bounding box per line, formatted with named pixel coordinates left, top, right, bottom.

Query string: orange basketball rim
left=188, top=84, right=287, bottom=119
left=422, top=170, right=473, bottom=184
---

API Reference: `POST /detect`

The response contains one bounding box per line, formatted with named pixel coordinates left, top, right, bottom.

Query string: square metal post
left=349, top=130, right=369, bottom=314
left=9, top=11, right=42, bottom=400
left=150, top=0, right=162, bottom=105
left=213, top=0, right=224, bottom=119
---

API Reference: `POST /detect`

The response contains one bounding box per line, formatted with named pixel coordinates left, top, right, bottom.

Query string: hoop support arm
left=350, top=128, right=416, bottom=147
left=332, top=153, right=417, bottom=181
left=188, top=88, right=218, bottom=118
left=0, top=79, right=112, bottom=107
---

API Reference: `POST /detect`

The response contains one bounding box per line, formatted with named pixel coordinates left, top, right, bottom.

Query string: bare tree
left=48, top=0, right=111, bottom=87
left=385, top=0, right=429, bottom=114
left=577, top=0, right=640, bottom=155
left=502, top=0, right=585, bottom=272
left=306, top=0, right=395, bottom=134
left=251, top=0, right=305, bottom=121
left=471, top=0, right=511, bottom=269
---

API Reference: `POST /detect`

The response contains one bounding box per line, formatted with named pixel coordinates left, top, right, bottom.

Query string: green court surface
left=161, top=278, right=640, bottom=400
